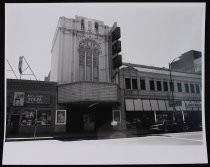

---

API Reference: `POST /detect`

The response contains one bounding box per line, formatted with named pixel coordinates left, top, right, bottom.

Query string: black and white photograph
left=3, top=2, right=208, bottom=165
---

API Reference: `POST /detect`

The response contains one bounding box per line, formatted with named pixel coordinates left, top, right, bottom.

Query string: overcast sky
left=5, top=3, right=205, bottom=81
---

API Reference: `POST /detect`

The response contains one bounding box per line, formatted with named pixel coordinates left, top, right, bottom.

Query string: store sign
left=185, top=101, right=201, bottom=108
left=55, top=110, right=66, bottom=125
left=25, top=94, right=50, bottom=104
left=13, top=92, right=25, bottom=106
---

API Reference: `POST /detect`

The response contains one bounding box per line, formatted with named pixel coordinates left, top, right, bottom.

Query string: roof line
left=122, top=62, right=201, bottom=75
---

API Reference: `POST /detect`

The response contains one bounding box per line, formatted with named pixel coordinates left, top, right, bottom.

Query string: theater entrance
left=66, top=103, right=113, bottom=134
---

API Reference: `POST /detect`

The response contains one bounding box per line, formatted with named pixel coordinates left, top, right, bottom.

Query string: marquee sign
left=25, top=94, right=50, bottom=104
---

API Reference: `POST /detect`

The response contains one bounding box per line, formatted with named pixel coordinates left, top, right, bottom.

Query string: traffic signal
left=111, top=27, right=122, bottom=69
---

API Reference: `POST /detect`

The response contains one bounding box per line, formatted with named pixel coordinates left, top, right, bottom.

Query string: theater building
left=50, top=16, right=123, bottom=135
left=6, top=79, right=57, bottom=137
left=116, top=63, right=202, bottom=131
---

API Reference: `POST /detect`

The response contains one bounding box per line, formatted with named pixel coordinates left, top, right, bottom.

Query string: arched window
left=78, top=39, right=101, bottom=82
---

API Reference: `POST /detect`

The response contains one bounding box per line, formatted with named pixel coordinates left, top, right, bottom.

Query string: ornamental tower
left=50, top=16, right=111, bottom=84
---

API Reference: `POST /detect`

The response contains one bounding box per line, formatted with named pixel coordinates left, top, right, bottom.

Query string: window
left=190, top=84, right=195, bottom=93
left=150, top=80, right=155, bottom=91
left=125, top=78, right=131, bottom=89
left=156, top=81, right=162, bottom=91
left=88, top=21, right=92, bottom=31
left=81, top=19, right=85, bottom=30
left=163, top=81, right=168, bottom=91
left=177, top=82, right=182, bottom=92
left=37, top=110, right=51, bottom=125
left=132, top=79, right=138, bottom=89
left=21, top=110, right=35, bottom=126
left=195, top=84, right=200, bottom=94
left=170, top=82, right=174, bottom=92
left=140, top=79, right=146, bottom=90
left=95, top=22, right=99, bottom=31
left=78, top=39, right=100, bottom=82
left=185, top=83, right=189, bottom=93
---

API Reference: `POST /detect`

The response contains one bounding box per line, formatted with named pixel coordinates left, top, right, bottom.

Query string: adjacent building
left=6, top=79, right=57, bottom=137
left=117, top=63, right=202, bottom=132
left=170, top=50, right=202, bottom=73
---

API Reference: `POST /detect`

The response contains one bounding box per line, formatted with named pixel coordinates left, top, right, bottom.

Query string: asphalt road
left=3, top=131, right=207, bottom=165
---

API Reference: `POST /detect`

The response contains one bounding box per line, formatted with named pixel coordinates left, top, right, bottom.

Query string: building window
left=125, top=78, right=131, bottom=89
left=78, top=38, right=101, bottom=82
left=163, top=81, right=168, bottom=91
left=88, top=21, right=92, bottom=31
left=81, top=19, right=85, bottom=30
left=20, top=110, right=35, bottom=126
left=195, top=84, right=200, bottom=94
left=140, top=79, right=146, bottom=90
left=185, top=83, right=189, bottom=93
left=190, top=83, right=195, bottom=93
left=95, top=22, right=99, bottom=32
left=156, top=81, right=162, bottom=91
left=150, top=80, right=155, bottom=91
left=132, top=78, right=138, bottom=90
left=37, top=110, right=51, bottom=125
left=177, top=82, right=182, bottom=92
left=170, top=82, right=174, bottom=92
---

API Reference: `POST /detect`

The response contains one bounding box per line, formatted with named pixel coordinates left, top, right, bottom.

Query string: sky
left=5, top=3, right=205, bottom=81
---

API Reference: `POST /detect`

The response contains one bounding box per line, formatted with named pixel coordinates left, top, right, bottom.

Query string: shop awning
left=125, top=99, right=134, bottom=111
left=158, top=100, right=166, bottom=111
left=150, top=100, right=159, bottom=111
left=165, top=100, right=173, bottom=111
left=133, top=99, right=143, bottom=111
left=142, top=100, right=151, bottom=111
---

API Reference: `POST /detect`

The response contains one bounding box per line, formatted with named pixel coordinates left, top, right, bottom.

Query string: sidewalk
left=5, top=129, right=152, bottom=142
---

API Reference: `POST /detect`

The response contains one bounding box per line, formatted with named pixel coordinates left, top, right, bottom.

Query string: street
left=3, top=131, right=208, bottom=165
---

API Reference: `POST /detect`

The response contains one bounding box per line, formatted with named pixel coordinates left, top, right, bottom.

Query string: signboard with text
left=25, top=94, right=50, bottom=104
left=185, top=101, right=201, bottom=108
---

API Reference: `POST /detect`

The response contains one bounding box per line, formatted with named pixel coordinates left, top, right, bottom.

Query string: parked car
left=149, top=120, right=185, bottom=133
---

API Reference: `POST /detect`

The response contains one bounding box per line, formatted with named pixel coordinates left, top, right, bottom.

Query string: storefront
left=6, top=79, right=57, bottom=138
left=125, top=98, right=202, bottom=131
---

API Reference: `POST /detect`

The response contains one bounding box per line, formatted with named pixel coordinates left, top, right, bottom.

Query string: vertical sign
left=18, top=56, right=23, bottom=74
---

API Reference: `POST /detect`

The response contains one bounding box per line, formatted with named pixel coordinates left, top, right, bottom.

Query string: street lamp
left=168, top=56, right=180, bottom=122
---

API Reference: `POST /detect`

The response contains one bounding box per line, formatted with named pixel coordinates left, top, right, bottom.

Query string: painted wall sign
left=13, top=92, right=25, bottom=106
left=25, top=94, right=50, bottom=104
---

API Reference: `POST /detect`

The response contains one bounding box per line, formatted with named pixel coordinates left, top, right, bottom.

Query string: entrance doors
left=83, top=113, right=95, bottom=131
left=10, top=114, right=20, bottom=134
left=66, top=104, right=112, bottom=133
